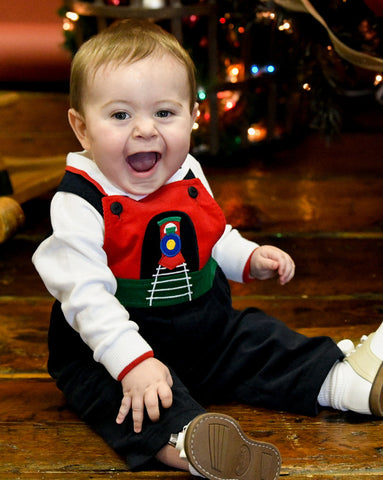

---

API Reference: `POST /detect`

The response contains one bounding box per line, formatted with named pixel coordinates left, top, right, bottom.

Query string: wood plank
left=0, top=92, right=79, bottom=157
left=0, top=238, right=49, bottom=297
left=0, top=422, right=128, bottom=474
left=0, top=92, right=382, bottom=480
left=208, top=175, right=383, bottom=233
left=1, top=155, right=65, bottom=205
left=2, top=420, right=382, bottom=477
left=0, top=298, right=51, bottom=374
left=0, top=136, right=79, bottom=158
left=0, top=297, right=382, bottom=374
left=1, top=93, right=382, bottom=176
left=0, top=475, right=379, bottom=480
left=231, top=296, right=383, bottom=329
left=203, top=131, right=383, bottom=234
left=204, top=131, right=383, bottom=178
left=1, top=94, right=381, bottom=233
left=1, top=293, right=381, bottom=332
left=0, top=93, right=70, bottom=134
left=0, top=475, right=189, bottom=480
left=10, top=168, right=382, bottom=233
left=0, top=380, right=382, bottom=478
left=0, top=475, right=381, bottom=480
left=3, top=155, right=65, bottom=205
left=1, top=235, right=381, bottom=298
left=230, top=236, right=383, bottom=297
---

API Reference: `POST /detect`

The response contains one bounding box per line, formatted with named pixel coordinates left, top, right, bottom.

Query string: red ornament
left=364, top=0, right=383, bottom=17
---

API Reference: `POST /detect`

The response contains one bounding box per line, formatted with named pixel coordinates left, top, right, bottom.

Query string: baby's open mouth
left=127, top=152, right=159, bottom=173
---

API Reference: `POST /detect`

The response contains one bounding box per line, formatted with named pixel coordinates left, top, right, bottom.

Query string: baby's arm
left=250, top=245, right=295, bottom=285
left=190, top=155, right=295, bottom=286
left=32, top=192, right=153, bottom=386
left=116, top=358, right=173, bottom=433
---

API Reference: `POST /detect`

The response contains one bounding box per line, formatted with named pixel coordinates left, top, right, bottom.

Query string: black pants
left=48, top=268, right=343, bottom=470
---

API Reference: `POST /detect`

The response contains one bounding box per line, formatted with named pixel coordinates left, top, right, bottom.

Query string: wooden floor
left=0, top=91, right=383, bottom=479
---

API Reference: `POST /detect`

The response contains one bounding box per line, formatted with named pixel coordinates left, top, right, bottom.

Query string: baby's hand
left=116, top=357, right=173, bottom=433
left=250, top=245, right=295, bottom=285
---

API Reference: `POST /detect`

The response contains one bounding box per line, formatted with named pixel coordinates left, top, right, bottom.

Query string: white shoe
left=343, top=332, right=383, bottom=416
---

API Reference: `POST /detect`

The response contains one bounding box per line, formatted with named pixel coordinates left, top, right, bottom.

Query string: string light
left=197, top=88, right=207, bottom=101
left=226, top=63, right=244, bottom=83
left=61, top=1, right=382, bottom=153
left=247, top=124, right=267, bottom=142
left=250, top=64, right=276, bottom=76
left=63, top=19, right=74, bottom=31
left=66, top=11, right=79, bottom=21
left=278, top=21, right=291, bottom=32
left=256, top=11, right=275, bottom=21
left=232, top=66, right=239, bottom=76
left=63, top=11, right=79, bottom=31
left=217, top=90, right=240, bottom=111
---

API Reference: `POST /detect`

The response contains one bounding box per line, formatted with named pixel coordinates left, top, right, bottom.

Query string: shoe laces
left=337, top=335, right=368, bottom=357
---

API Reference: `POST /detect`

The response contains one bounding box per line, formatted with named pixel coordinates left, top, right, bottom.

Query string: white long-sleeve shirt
left=33, top=152, right=258, bottom=380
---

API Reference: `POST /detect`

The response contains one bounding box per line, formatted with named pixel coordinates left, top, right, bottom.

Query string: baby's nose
left=132, top=117, right=157, bottom=138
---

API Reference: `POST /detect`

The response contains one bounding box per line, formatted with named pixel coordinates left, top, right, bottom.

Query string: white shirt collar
left=66, top=151, right=194, bottom=200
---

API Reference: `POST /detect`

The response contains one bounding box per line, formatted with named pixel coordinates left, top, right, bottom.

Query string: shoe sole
left=184, top=413, right=281, bottom=480
left=370, top=362, right=383, bottom=416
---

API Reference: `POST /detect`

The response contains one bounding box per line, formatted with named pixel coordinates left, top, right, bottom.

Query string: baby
left=33, top=19, right=383, bottom=480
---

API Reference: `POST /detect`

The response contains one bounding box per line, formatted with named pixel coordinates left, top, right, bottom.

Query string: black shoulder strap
left=57, top=167, right=196, bottom=217
left=57, top=170, right=104, bottom=216
left=184, top=169, right=195, bottom=180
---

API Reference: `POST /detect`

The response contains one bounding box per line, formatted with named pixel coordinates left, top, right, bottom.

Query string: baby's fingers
left=132, top=395, right=145, bottom=433
left=158, top=382, right=173, bottom=409
left=144, top=382, right=173, bottom=424
left=279, top=258, right=295, bottom=285
left=116, top=394, right=132, bottom=425
left=144, top=389, right=161, bottom=423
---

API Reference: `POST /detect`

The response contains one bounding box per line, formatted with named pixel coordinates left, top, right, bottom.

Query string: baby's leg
left=195, top=306, right=343, bottom=416
left=49, top=309, right=281, bottom=479
left=47, top=301, right=204, bottom=470
left=318, top=322, right=383, bottom=415
left=156, top=444, right=189, bottom=470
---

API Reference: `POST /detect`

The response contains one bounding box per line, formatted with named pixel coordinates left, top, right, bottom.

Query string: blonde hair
left=70, top=19, right=197, bottom=114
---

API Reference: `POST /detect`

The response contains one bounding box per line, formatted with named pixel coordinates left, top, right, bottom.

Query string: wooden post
left=0, top=197, right=25, bottom=243
left=0, top=154, right=24, bottom=242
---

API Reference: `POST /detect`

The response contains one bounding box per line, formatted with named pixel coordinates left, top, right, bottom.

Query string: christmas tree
left=59, top=0, right=383, bottom=157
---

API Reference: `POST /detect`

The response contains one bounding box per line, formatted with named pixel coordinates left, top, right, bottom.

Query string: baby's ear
left=192, top=102, right=199, bottom=123
left=68, top=108, right=91, bottom=151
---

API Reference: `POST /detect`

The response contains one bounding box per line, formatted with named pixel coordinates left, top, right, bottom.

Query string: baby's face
left=71, top=53, right=198, bottom=196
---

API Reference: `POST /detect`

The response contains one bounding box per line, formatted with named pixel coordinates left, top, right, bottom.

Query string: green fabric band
left=115, top=257, right=218, bottom=308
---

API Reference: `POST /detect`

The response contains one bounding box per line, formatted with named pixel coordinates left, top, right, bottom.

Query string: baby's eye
left=156, top=110, right=172, bottom=118
left=112, top=111, right=129, bottom=120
